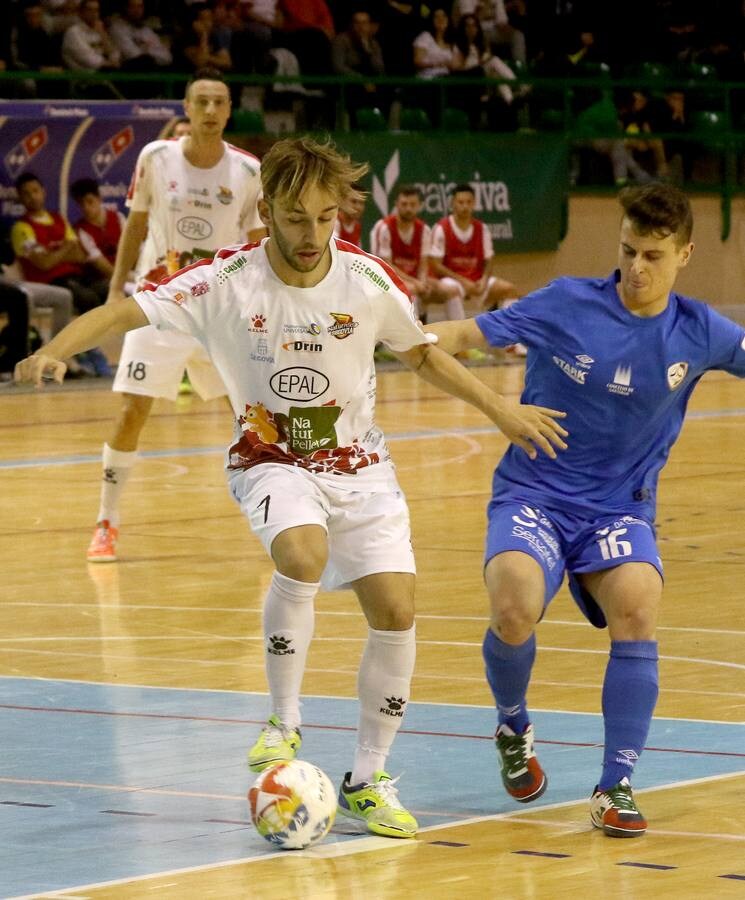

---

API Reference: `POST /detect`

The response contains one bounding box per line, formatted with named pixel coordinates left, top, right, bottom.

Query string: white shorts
left=228, top=463, right=416, bottom=591
left=439, top=275, right=509, bottom=305
left=113, top=325, right=227, bottom=401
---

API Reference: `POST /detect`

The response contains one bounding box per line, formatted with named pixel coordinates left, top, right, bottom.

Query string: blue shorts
left=484, top=499, right=663, bottom=628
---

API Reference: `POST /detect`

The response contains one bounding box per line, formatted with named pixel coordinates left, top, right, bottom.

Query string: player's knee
left=271, top=529, right=328, bottom=583
left=490, top=605, right=536, bottom=645
left=606, top=601, right=657, bottom=640
left=369, top=605, right=414, bottom=631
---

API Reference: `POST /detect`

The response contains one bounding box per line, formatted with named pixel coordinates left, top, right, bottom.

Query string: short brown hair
left=261, top=136, right=369, bottom=209
left=619, top=182, right=693, bottom=245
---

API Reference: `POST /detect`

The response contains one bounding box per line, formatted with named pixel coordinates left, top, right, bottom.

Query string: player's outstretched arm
left=14, top=299, right=148, bottom=387
left=395, top=341, right=568, bottom=460
left=426, top=319, right=487, bottom=355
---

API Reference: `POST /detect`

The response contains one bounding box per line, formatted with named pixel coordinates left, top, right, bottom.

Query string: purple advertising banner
left=0, top=100, right=184, bottom=233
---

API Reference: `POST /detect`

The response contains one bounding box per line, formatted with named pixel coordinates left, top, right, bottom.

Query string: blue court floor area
left=2, top=677, right=744, bottom=898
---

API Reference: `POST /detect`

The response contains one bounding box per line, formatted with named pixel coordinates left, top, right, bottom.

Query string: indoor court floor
left=1, top=357, right=744, bottom=899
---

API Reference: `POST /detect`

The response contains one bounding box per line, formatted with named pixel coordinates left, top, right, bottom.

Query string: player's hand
left=493, top=404, right=569, bottom=460
left=14, top=353, right=67, bottom=387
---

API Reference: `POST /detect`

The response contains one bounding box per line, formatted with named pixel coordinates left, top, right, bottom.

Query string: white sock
left=263, top=571, right=318, bottom=730
left=445, top=296, right=466, bottom=320
left=97, top=443, right=136, bottom=527
left=352, top=625, right=416, bottom=785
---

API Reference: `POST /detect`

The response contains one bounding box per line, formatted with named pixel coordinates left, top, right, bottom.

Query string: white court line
left=5, top=769, right=745, bottom=900
left=4, top=602, right=745, bottom=639
left=2, top=635, right=744, bottom=674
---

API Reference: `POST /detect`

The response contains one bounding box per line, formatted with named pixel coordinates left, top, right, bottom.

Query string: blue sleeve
left=475, top=279, right=564, bottom=348
left=706, top=306, right=745, bottom=376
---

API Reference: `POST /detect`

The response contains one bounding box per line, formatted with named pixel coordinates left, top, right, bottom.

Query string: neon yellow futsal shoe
left=247, top=714, right=302, bottom=773
left=337, top=770, right=418, bottom=838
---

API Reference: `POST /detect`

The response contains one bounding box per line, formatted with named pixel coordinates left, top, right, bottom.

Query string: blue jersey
left=476, top=271, right=745, bottom=519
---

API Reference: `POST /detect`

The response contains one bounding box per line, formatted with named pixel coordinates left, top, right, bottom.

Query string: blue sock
left=482, top=627, right=536, bottom=734
left=599, top=640, right=659, bottom=791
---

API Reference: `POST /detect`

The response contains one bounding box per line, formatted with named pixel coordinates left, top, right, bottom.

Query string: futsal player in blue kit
left=427, top=182, right=745, bottom=837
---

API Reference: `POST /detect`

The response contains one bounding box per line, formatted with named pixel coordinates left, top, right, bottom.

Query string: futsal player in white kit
left=16, top=136, right=568, bottom=838
left=87, top=68, right=267, bottom=562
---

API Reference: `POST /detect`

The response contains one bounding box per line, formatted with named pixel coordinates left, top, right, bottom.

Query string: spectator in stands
left=11, top=2, right=64, bottom=84
left=109, top=0, right=172, bottom=71
left=375, top=0, right=429, bottom=76
left=276, top=0, right=335, bottom=75
left=429, top=182, right=524, bottom=354
left=572, top=91, right=654, bottom=187
left=370, top=184, right=461, bottom=325
left=61, top=0, right=121, bottom=71
left=413, top=7, right=458, bottom=79
left=648, top=89, right=694, bottom=183
left=41, top=0, right=80, bottom=36
left=452, top=0, right=527, bottom=64
left=173, top=3, right=232, bottom=72
left=10, top=174, right=109, bottom=373
left=452, top=13, right=519, bottom=129
left=331, top=8, right=387, bottom=126
left=70, top=178, right=126, bottom=286
left=231, top=0, right=277, bottom=73
left=618, top=89, right=667, bottom=181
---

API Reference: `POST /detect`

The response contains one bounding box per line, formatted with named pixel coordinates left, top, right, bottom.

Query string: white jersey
left=126, top=136, right=262, bottom=285
left=134, top=238, right=427, bottom=490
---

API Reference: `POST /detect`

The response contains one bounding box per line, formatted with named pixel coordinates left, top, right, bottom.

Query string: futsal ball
left=248, top=760, right=337, bottom=850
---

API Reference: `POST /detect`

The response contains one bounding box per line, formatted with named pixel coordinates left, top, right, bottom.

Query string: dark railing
left=2, top=68, right=744, bottom=236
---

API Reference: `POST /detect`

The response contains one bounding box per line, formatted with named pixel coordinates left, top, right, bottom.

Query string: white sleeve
left=420, top=223, right=432, bottom=259
left=482, top=223, right=494, bottom=260
left=373, top=222, right=391, bottom=260
left=133, top=256, right=220, bottom=340
left=77, top=228, right=102, bottom=260
left=126, top=146, right=153, bottom=212
left=429, top=223, right=445, bottom=258
left=374, top=285, right=429, bottom=351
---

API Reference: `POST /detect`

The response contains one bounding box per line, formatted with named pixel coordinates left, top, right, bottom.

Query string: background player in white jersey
left=427, top=182, right=745, bottom=838
left=87, top=67, right=267, bottom=563
left=15, top=136, right=568, bottom=840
